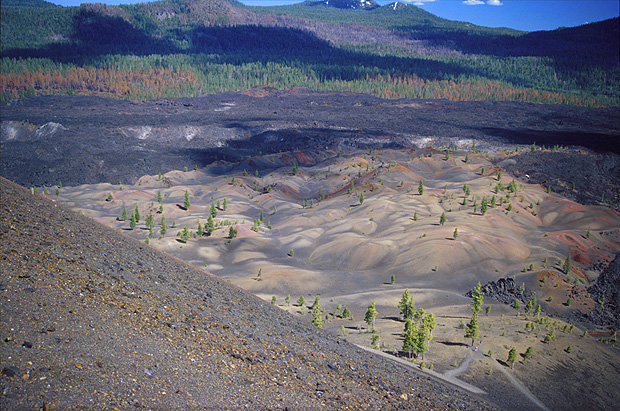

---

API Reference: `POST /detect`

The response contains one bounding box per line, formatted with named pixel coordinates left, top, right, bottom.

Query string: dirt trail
left=446, top=347, right=550, bottom=411
left=355, top=344, right=487, bottom=396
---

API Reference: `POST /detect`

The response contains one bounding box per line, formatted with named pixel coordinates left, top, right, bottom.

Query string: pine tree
left=160, top=216, right=167, bottom=235
left=223, top=198, right=227, bottom=210
left=210, top=203, right=218, bottom=218
left=453, top=228, right=459, bottom=239
left=285, top=294, right=290, bottom=306
left=180, top=226, right=190, bottom=243
left=365, top=300, right=378, bottom=332
left=415, top=324, right=429, bottom=360
left=418, top=180, right=424, bottom=196
left=119, top=205, right=128, bottom=221
left=296, top=295, right=305, bottom=307
left=359, top=193, right=364, bottom=204
left=205, top=215, right=215, bottom=236
left=311, top=301, right=324, bottom=328
left=563, top=254, right=572, bottom=274
left=341, top=306, right=351, bottom=319
left=292, top=161, right=299, bottom=175
left=440, top=212, right=447, bottom=226
left=465, top=282, right=483, bottom=345
left=228, top=226, right=238, bottom=238
left=464, top=312, right=479, bottom=347
left=533, top=304, right=541, bottom=319
left=524, top=347, right=533, bottom=361
left=398, top=289, right=416, bottom=320
left=402, top=319, right=417, bottom=359
left=197, top=222, right=203, bottom=236
left=129, top=212, right=137, bottom=229
left=508, top=347, right=517, bottom=369
left=481, top=197, right=488, bottom=215
left=413, top=212, right=418, bottom=221
left=183, top=190, right=191, bottom=210
left=133, top=206, right=141, bottom=223
left=156, top=190, right=163, bottom=203
left=423, top=313, right=436, bottom=340
left=145, top=213, right=154, bottom=231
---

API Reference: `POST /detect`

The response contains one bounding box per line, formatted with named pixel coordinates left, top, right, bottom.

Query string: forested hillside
left=1, top=0, right=618, bottom=106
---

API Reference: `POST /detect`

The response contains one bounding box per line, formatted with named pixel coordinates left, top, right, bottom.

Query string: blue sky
left=48, top=0, right=620, bottom=32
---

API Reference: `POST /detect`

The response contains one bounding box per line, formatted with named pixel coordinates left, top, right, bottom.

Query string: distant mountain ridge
left=0, top=0, right=618, bottom=106
left=322, top=0, right=380, bottom=10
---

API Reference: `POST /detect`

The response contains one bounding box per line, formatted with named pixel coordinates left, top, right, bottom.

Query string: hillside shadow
left=2, top=9, right=476, bottom=83
left=2, top=8, right=177, bottom=60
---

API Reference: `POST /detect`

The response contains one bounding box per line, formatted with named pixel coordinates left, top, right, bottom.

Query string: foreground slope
left=0, top=177, right=494, bottom=410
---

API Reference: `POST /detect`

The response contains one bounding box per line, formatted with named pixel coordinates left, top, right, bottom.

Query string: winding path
left=357, top=344, right=551, bottom=411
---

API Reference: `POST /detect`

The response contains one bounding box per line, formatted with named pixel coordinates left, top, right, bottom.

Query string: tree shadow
left=437, top=340, right=468, bottom=347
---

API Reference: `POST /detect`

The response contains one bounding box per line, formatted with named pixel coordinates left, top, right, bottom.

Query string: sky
left=47, top=0, right=620, bottom=32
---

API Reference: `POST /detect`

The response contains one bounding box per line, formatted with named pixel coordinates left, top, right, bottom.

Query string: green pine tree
left=418, top=180, right=424, bottom=196
left=508, top=347, right=517, bottom=369
left=183, top=190, right=191, bottom=210
left=398, top=289, right=416, bottom=320
left=119, top=205, right=128, bottom=221
left=160, top=216, right=167, bottom=235
left=365, top=300, right=378, bottom=332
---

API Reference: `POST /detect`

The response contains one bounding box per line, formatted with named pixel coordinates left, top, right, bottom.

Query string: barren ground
left=48, top=146, right=620, bottom=410
left=2, top=90, right=620, bottom=410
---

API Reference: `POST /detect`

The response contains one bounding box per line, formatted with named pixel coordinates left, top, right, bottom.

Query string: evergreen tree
left=398, top=289, right=416, bottom=320
left=311, top=301, right=324, bottom=328
left=563, top=254, right=572, bottom=274
left=465, top=282, right=483, bottom=345
left=160, top=216, right=167, bottom=235
left=129, top=212, right=136, bottom=229
left=341, top=306, right=351, bottom=319
left=285, top=294, right=290, bottom=306
left=423, top=313, right=436, bottom=340
left=119, top=205, right=128, bottom=221
left=359, top=193, right=364, bottom=204
left=156, top=190, right=163, bottom=203
left=210, top=203, right=218, bottom=218
left=106, top=193, right=113, bottom=202
left=223, top=198, right=227, bottom=210
left=296, top=295, right=305, bottom=307
left=453, top=228, right=459, bottom=239
left=464, top=312, right=479, bottom=347
left=524, top=346, right=533, bottom=361
left=133, top=205, right=141, bottom=223
left=413, top=212, right=418, bottom=221
left=292, top=161, right=299, bottom=175
left=183, top=190, right=191, bottom=210
left=418, top=180, right=424, bottom=196
left=481, top=197, right=488, bottom=215
left=533, top=304, right=541, bottom=319
left=180, top=226, right=190, bottom=243
left=508, top=347, right=517, bottom=369
left=402, top=319, right=417, bottom=359
left=205, top=215, right=215, bottom=236
left=228, top=226, right=238, bottom=238
left=197, top=222, right=203, bottom=236
left=145, top=213, right=154, bottom=230
left=365, top=300, right=378, bottom=332
left=415, top=324, right=429, bottom=360
left=440, top=212, right=447, bottom=226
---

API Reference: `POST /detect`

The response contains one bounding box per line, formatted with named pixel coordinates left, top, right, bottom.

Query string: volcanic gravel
left=0, top=177, right=497, bottom=410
